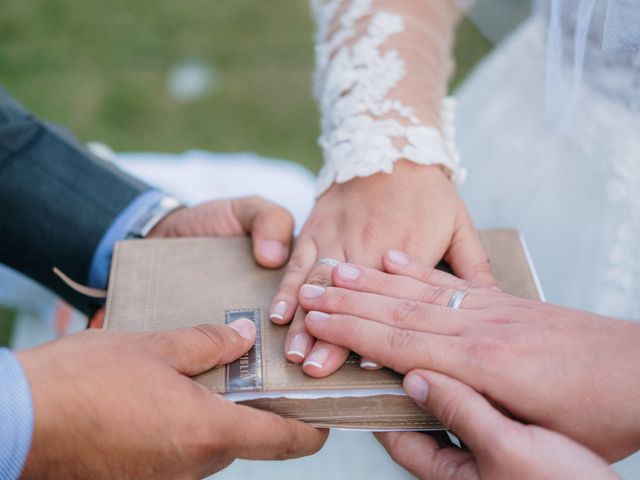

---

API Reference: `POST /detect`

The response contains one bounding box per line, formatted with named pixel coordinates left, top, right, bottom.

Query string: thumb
left=403, top=370, right=510, bottom=457
left=146, top=320, right=256, bottom=375
left=445, top=212, right=496, bottom=287
left=231, top=196, right=294, bottom=268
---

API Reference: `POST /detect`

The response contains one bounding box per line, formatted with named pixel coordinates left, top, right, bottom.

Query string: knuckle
left=193, top=325, right=228, bottom=358
left=416, top=285, right=440, bottom=305
left=378, top=274, right=398, bottom=295
left=387, top=327, right=416, bottom=352
left=465, top=338, right=503, bottom=365
left=273, top=427, right=300, bottom=460
left=325, top=288, right=352, bottom=311
left=306, top=270, right=333, bottom=288
left=391, top=300, right=420, bottom=326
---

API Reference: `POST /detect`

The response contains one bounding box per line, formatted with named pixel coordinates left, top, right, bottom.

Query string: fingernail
left=403, top=373, right=430, bottom=403
left=337, top=263, right=362, bottom=281
left=287, top=333, right=312, bottom=360
left=307, top=311, right=331, bottom=323
left=360, top=360, right=380, bottom=370
left=228, top=318, right=256, bottom=341
left=388, top=249, right=411, bottom=266
left=301, top=284, right=326, bottom=299
left=303, top=346, right=330, bottom=369
left=259, top=240, right=287, bottom=263
left=269, top=300, right=288, bottom=321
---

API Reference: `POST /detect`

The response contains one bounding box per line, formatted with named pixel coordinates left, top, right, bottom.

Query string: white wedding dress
left=458, top=2, right=640, bottom=320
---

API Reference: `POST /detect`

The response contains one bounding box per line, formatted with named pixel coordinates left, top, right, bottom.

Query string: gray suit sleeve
left=0, top=87, right=151, bottom=314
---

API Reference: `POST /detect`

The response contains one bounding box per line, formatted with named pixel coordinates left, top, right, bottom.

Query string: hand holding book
left=16, top=319, right=326, bottom=479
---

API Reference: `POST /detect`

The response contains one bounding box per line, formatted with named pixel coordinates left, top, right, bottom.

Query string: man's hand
left=148, top=196, right=294, bottom=268
left=298, top=252, right=640, bottom=461
left=270, top=162, right=494, bottom=377
left=376, top=371, right=617, bottom=480
left=17, top=321, right=327, bottom=479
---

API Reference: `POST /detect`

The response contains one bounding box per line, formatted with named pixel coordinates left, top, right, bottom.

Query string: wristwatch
left=126, top=195, right=184, bottom=239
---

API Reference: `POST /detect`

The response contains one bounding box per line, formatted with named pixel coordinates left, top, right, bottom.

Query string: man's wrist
left=87, top=191, right=184, bottom=290
left=126, top=195, right=184, bottom=239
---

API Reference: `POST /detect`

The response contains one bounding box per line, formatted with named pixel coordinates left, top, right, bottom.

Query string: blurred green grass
left=0, top=0, right=494, bottom=173
left=0, top=1, right=497, bottom=347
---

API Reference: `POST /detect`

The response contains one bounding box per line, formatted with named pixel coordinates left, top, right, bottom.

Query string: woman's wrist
left=321, top=160, right=452, bottom=199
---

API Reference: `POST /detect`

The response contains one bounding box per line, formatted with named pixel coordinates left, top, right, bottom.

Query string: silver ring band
left=315, top=258, right=341, bottom=268
left=447, top=290, right=467, bottom=310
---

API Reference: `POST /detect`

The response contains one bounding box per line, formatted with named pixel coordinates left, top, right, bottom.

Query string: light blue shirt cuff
left=0, top=348, right=34, bottom=480
left=88, top=189, right=165, bottom=290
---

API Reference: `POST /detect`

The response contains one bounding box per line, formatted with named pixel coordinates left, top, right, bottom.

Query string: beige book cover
left=104, top=230, right=542, bottom=430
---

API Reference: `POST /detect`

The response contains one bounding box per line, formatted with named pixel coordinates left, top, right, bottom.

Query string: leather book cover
left=104, top=230, right=541, bottom=430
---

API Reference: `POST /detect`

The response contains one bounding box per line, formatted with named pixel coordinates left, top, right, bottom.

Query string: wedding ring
left=315, top=258, right=341, bottom=268
left=447, top=290, right=467, bottom=310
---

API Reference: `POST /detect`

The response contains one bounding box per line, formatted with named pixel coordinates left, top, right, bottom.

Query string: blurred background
left=0, top=0, right=530, bottom=347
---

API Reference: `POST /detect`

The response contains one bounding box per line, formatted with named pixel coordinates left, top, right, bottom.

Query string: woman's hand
left=148, top=195, right=294, bottom=269
left=270, top=162, right=494, bottom=377
left=375, top=370, right=617, bottom=480
left=297, top=252, right=640, bottom=461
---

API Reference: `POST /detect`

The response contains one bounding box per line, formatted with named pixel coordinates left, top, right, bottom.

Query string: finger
left=147, top=320, right=256, bottom=375
left=296, top=281, right=355, bottom=376
left=290, top=249, right=352, bottom=377
left=231, top=196, right=294, bottom=269
left=383, top=249, right=471, bottom=290
left=270, top=238, right=316, bottom=325
left=284, top=306, right=315, bottom=363
left=375, top=431, right=477, bottom=480
left=360, top=357, right=383, bottom=370
left=445, top=212, right=497, bottom=287
left=330, top=263, right=487, bottom=311
left=302, top=338, right=351, bottom=378
left=212, top=397, right=328, bottom=460
left=403, top=369, right=513, bottom=456
left=299, top=284, right=470, bottom=334
left=304, top=311, right=464, bottom=374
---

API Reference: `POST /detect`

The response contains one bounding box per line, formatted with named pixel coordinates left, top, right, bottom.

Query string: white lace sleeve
left=312, top=0, right=467, bottom=195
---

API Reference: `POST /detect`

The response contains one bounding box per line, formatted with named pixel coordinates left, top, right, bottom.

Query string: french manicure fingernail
left=287, top=333, right=312, bottom=360
left=270, top=301, right=288, bottom=321
left=388, top=250, right=411, bottom=266
left=260, top=240, right=287, bottom=263
left=228, top=318, right=256, bottom=341
left=303, top=346, right=330, bottom=369
left=404, top=373, right=430, bottom=403
left=301, top=284, right=326, bottom=299
left=307, top=311, right=331, bottom=323
left=360, top=360, right=380, bottom=370
left=338, top=263, right=362, bottom=281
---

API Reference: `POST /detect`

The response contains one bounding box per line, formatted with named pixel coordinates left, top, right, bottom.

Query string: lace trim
left=312, top=0, right=465, bottom=195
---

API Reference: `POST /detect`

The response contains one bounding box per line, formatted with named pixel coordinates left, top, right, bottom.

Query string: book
left=104, top=230, right=542, bottom=431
